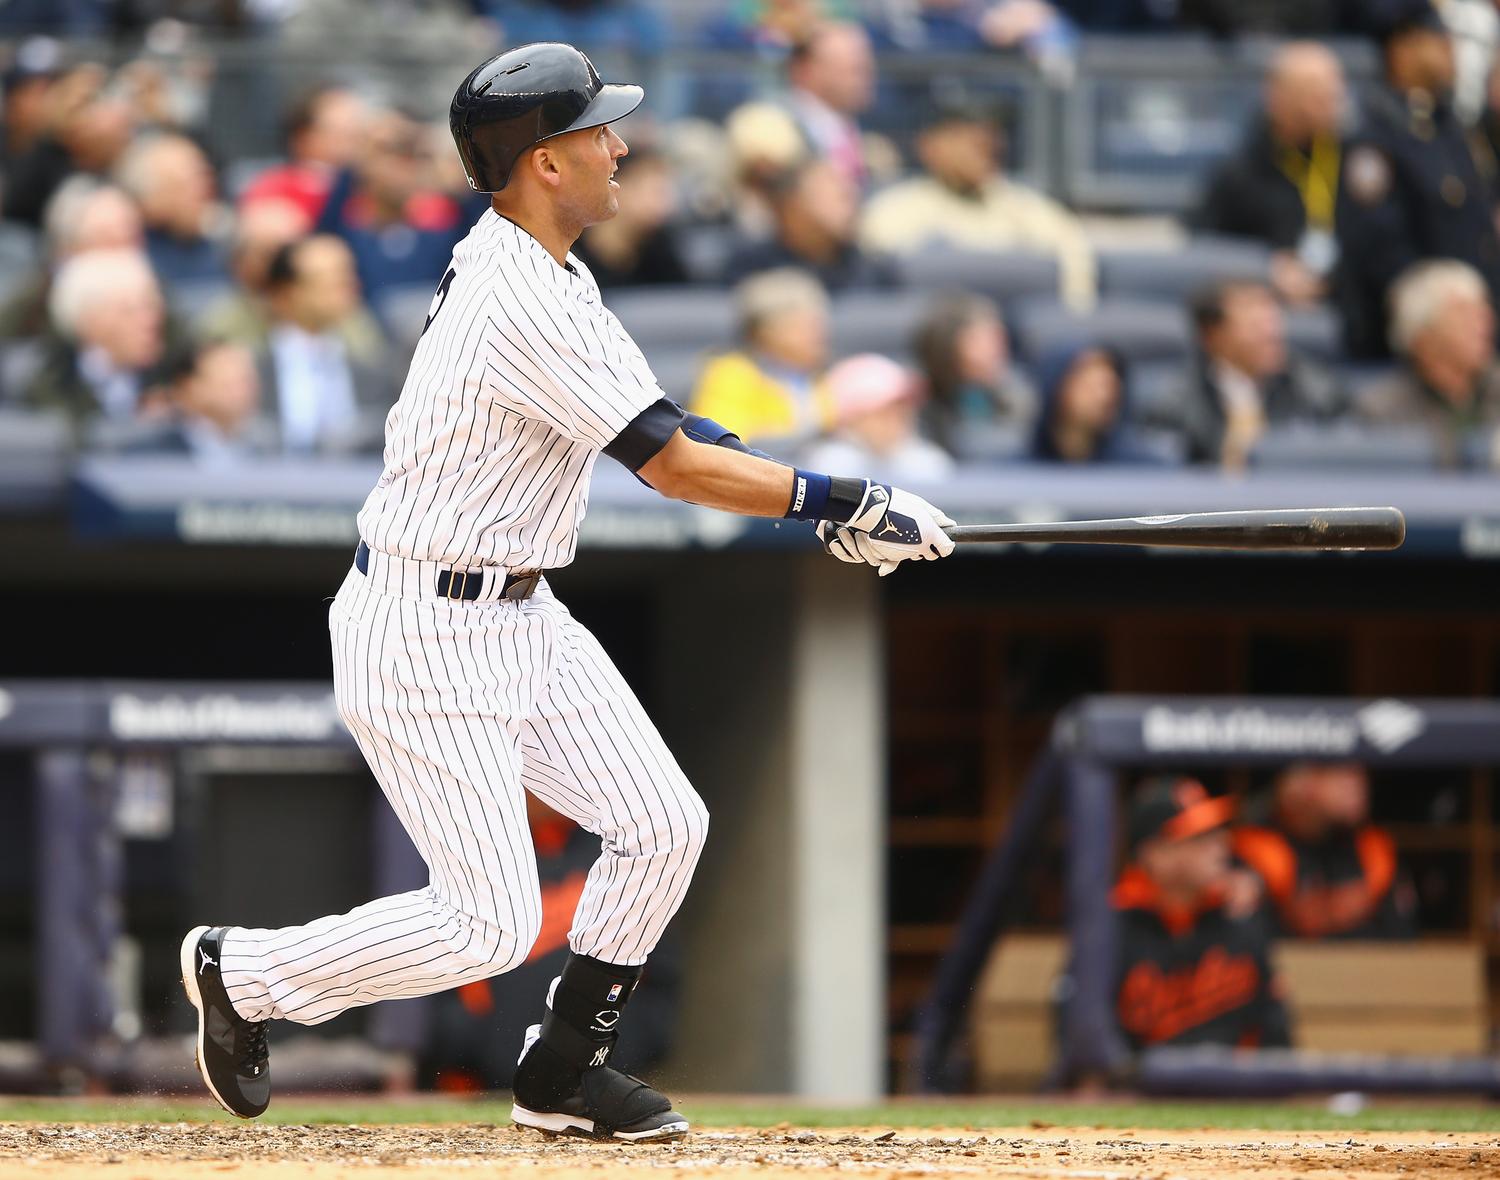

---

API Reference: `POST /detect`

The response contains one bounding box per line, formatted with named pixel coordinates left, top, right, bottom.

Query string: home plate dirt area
left=3, top=1122, right=1499, bottom=1180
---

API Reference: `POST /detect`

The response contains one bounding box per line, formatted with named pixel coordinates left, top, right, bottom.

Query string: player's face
left=556, top=123, right=630, bottom=227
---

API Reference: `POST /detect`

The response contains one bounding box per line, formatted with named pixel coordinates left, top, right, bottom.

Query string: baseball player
left=179, top=42, right=954, bottom=1141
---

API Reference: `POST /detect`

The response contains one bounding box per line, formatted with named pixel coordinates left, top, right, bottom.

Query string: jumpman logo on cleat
left=199, top=947, right=218, bottom=974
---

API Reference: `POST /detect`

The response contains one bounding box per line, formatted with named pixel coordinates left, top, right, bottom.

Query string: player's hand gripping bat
left=942, top=506, right=1405, bottom=551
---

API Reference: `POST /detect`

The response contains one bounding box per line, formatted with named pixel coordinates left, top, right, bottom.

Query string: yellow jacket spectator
left=860, top=104, right=1097, bottom=310
left=690, top=267, right=835, bottom=443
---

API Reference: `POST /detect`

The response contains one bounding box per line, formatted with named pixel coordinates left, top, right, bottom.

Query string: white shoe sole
left=180, top=924, right=255, bottom=1120
left=511, top=1102, right=689, bottom=1141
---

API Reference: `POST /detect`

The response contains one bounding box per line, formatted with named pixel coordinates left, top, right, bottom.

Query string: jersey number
left=422, top=267, right=457, bottom=337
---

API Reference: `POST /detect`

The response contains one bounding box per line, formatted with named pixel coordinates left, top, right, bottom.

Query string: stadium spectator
left=25, top=247, right=168, bottom=431
left=690, top=267, right=833, bottom=444
left=260, top=234, right=393, bottom=454
left=1047, top=0, right=1172, bottom=30
left=572, top=148, right=688, bottom=288
left=3, top=63, right=134, bottom=227
left=1109, top=776, right=1291, bottom=1052
left=1337, top=0, right=1500, bottom=358
left=1360, top=260, right=1500, bottom=469
left=700, top=0, right=833, bottom=52
left=315, top=109, right=473, bottom=304
left=781, top=21, right=877, bottom=189
left=860, top=101, right=1095, bottom=310
left=1233, top=762, right=1417, bottom=940
left=0, top=1, right=108, bottom=35
left=421, top=794, right=680, bottom=1091
left=1193, top=42, right=1349, bottom=308
left=726, top=158, right=897, bottom=292
left=476, top=0, right=667, bottom=55
left=913, top=293, right=1036, bottom=451
left=1053, top=0, right=1367, bottom=33
left=0, top=178, right=143, bottom=341
left=115, top=132, right=230, bottom=286
left=199, top=199, right=389, bottom=365
left=723, top=101, right=814, bottom=239
left=129, top=340, right=271, bottom=461
left=239, top=85, right=369, bottom=224
left=1, top=38, right=61, bottom=169
left=1166, top=280, right=1345, bottom=470
left=801, top=353, right=955, bottom=481
left=1030, top=345, right=1158, bottom=464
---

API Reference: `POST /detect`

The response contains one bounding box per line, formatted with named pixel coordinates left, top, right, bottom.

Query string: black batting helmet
left=449, top=42, right=643, bottom=193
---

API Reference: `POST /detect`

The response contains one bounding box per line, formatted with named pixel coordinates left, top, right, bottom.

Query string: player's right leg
left=181, top=565, right=547, bottom=1118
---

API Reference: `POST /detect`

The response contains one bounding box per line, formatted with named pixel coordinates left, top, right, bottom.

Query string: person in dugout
left=1110, top=776, right=1292, bottom=1052
left=1232, top=761, right=1417, bottom=940
left=420, top=794, right=681, bottom=1092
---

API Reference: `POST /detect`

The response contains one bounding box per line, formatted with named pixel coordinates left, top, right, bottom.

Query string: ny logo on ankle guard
left=589, top=1045, right=610, bottom=1068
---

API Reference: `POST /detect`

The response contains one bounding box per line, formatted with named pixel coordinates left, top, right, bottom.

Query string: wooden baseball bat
left=942, top=506, right=1406, bottom=551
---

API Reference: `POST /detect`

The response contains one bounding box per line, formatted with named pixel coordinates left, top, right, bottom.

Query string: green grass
left=0, top=1096, right=1496, bottom=1133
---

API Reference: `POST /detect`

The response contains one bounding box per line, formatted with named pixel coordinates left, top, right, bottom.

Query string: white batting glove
left=815, top=482, right=956, bottom=576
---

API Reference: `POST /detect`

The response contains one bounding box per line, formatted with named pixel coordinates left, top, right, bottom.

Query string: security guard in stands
left=1337, top=0, right=1500, bottom=358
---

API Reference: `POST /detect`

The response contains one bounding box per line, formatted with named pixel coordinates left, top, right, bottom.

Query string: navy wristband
left=785, top=469, right=832, bottom=521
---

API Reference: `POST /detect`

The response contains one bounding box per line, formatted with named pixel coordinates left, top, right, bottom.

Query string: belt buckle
left=446, top=570, right=469, bottom=601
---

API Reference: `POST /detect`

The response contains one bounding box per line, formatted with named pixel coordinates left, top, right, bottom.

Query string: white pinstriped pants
left=219, top=564, right=709, bottom=1025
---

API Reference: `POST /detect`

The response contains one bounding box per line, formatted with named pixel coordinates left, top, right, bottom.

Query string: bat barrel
left=944, top=507, right=1406, bottom=552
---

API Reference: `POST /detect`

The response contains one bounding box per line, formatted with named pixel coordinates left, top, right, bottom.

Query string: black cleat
left=511, top=1025, right=687, bottom=1141
left=179, top=925, right=270, bottom=1119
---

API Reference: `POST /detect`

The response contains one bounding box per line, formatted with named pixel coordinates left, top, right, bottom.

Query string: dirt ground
left=2, top=1123, right=1499, bottom=1180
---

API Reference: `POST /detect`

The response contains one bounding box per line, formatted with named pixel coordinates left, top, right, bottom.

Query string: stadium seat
left=1011, top=300, right=1192, bottom=366
left=675, top=224, right=734, bottom=285
left=647, top=348, right=711, bottom=404
left=1249, top=424, right=1441, bottom=472
left=947, top=421, right=1029, bottom=466
left=1126, top=358, right=1190, bottom=423
left=166, top=279, right=235, bottom=328
left=1283, top=304, right=1343, bottom=362
left=1096, top=237, right=1271, bottom=301
left=828, top=290, right=931, bottom=359
left=1463, top=429, right=1498, bottom=471
left=0, top=222, right=40, bottom=302
left=606, top=287, right=737, bottom=352
left=894, top=249, right=1062, bottom=308
left=376, top=283, right=441, bottom=361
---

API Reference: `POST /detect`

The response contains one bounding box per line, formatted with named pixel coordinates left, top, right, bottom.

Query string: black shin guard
left=513, top=953, right=642, bottom=1111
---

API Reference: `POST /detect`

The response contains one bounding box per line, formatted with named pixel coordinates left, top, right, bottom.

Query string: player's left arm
left=612, top=399, right=954, bottom=573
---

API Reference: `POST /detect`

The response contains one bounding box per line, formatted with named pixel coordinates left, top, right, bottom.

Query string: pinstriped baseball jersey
left=358, top=210, right=661, bottom=571
left=213, top=206, right=708, bottom=1033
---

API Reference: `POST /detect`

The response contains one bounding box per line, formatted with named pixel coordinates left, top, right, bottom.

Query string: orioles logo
left=1117, top=948, right=1260, bottom=1044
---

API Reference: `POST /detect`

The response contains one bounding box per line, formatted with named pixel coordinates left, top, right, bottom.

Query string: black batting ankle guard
left=513, top=954, right=643, bottom=1110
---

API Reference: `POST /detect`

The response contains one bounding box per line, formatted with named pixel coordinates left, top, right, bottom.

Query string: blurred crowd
left=1097, top=762, right=1414, bottom=1060
left=1, top=0, right=1499, bottom=475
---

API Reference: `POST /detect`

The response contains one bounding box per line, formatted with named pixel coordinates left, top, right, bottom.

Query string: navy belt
left=355, top=541, right=542, bottom=602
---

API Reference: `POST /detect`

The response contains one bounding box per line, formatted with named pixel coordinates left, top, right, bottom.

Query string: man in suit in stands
left=1233, top=762, right=1416, bottom=940
left=783, top=21, right=877, bottom=191
left=1337, top=0, right=1500, bottom=357
left=25, top=246, right=169, bottom=435
left=127, top=340, right=272, bottom=462
left=1109, top=777, right=1292, bottom=1053
left=1163, top=279, right=1345, bottom=469
left=259, top=234, right=393, bottom=454
left=1359, top=259, right=1500, bottom=469
left=1193, top=42, right=1351, bottom=308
